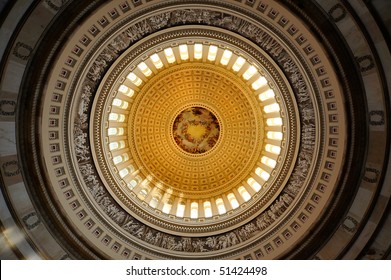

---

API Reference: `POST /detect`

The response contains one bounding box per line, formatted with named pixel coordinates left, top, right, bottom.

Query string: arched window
left=138, top=188, right=148, bottom=200
left=137, top=62, right=152, bottom=77
left=127, top=72, right=142, bottom=86
left=216, top=198, right=226, bottom=214
left=238, top=186, right=251, bottom=201
left=203, top=201, right=212, bottom=218
left=248, top=177, right=262, bottom=192
left=190, top=202, right=198, bottom=219
left=149, top=196, right=159, bottom=208
left=263, top=103, right=280, bottom=113
left=194, top=43, right=203, bottom=59
left=207, top=45, right=218, bottom=61
left=255, top=167, right=270, bottom=181
left=128, top=179, right=137, bottom=190
left=118, top=85, right=134, bottom=97
left=220, top=49, right=232, bottom=65
left=164, top=47, right=175, bottom=63
left=119, top=167, right=129, bottom=178
left=179, top=44, right=189, bottom=60
left=258, top=89, right=275, bottom=101
left=150, top=53, right=163, bottom=69
left=176, top=201, right=185, bottom=217
left=232, top=56, right=245, bottom=72
left=266, top=117, right=282, bottom=126
left=227, top=193, right=239, bottom=209
left=109, top=140, right=125, bottom=151
left=266, top=131, right=283, bottom=140
left=261, top=156, right=277, bottom=168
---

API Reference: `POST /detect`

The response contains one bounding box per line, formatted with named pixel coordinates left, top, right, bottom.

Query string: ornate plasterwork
left=127, top=65, right=263, bottom=194
left=35, top=0, right=347, bottom=259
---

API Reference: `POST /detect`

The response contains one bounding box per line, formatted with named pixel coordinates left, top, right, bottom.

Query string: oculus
left=173, top=107, right=220, bottom=154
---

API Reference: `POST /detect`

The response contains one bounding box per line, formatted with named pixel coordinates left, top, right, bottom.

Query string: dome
left=0, top=0, right=390, bottom=260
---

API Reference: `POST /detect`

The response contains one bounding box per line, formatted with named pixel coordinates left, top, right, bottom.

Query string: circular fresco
left=173, top=107, right=220, bottom=154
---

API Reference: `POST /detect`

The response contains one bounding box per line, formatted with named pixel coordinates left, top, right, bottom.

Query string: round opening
left=173, top=107, right=220, bottom=154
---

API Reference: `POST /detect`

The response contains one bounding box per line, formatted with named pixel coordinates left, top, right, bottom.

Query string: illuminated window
left=118, top=85, right=134, bottom=97
left=113, top=155, right=123, bottom=165
left=109, top=142, right=119, bottom=150
left=255, top=167, right=270, bottom=181
left=139, top=189, right=148, bottom=200
left=238, top=186, right=251, bottom=201
left=190, top=202, right=198, bottom=219
left=179, top=44, right=189, bottom=60
left=118, top=85, right=131, bottom=95
left=127, top=72, right=142, bottom=86
left=204, top=201, right=212, bottom=218
left=162, top=202, right=172, bottom=214
left=112, top=98, right=129, bottom=109
left=109, top=113, right=118, bottom=121
left=242, top=65, right=257, bottom=80
left=109, top=113, right=126, bottom=122
left=119, top=140, right=126, bottom=149
left=120, top=101, right=128, bottom=109
left=220, top=49, right=232, bottom=65
left=108, top=127, right=117, bottom=136
left=259, top=89, right=275, bottom=101
left=117, top=114, right=125, bottom=122
left=207, top=45, right=218, bottom=61
left=266, top=118, right=283, bottom=126
left=109, top=140, right=125, bottom=151
left=117, top=128, right=125, bottom=135
left=261, top=156, right=277, bottom=168
left=119, top=167, right=130, bottom=178
left=252, top=76, right=267, bottom=90
left=149, top=197, right=159, bottom=208
left=267, top=131, right=283, bottom=140
left=194, top=43, right=203, bottom=59
left=113, top=153, right=129, bottom=165
left=248, top=177, right=262, bottom=192
left=227, top=193, right=239, bottom=209
left=265, top=144, right=281, bottom=154
left=164, top=47, right=176, bottom=63
left=216, top=198, right=226, bottom=214
left=150, top=53, right=163, bottom=69
left=137, top=62, right=152, bottom=77
left=232, top=56, right=246, bottom=72
left=176, top=202, right=185, bottom=217
left=128, top=179, right=138, bottom=189
left=112, top=98, right=122, bottom=107
left=263, top=103, right=280, bottom=113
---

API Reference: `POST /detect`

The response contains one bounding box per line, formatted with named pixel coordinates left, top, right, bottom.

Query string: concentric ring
left=89, top=27, right=299, bottom=237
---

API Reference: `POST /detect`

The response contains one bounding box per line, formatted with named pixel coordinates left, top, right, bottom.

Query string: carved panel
left=45, top=0, right=67, bottom=11
left=363, top=167, right=380, bottom=183
left=369, top=110, right=385, bottom=126
left=328, top=3, right=347, bottom=22
left=342, top=216, right=359, bottom=233
left=356, top=55, right=375, bottom=72
left=1, top=160, right=20, bottom=177
left=0, top=100, right=16, bottom=116
left=12, top=42, right=33, bottom=61
left=22, top=212, right=41, bottom=230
